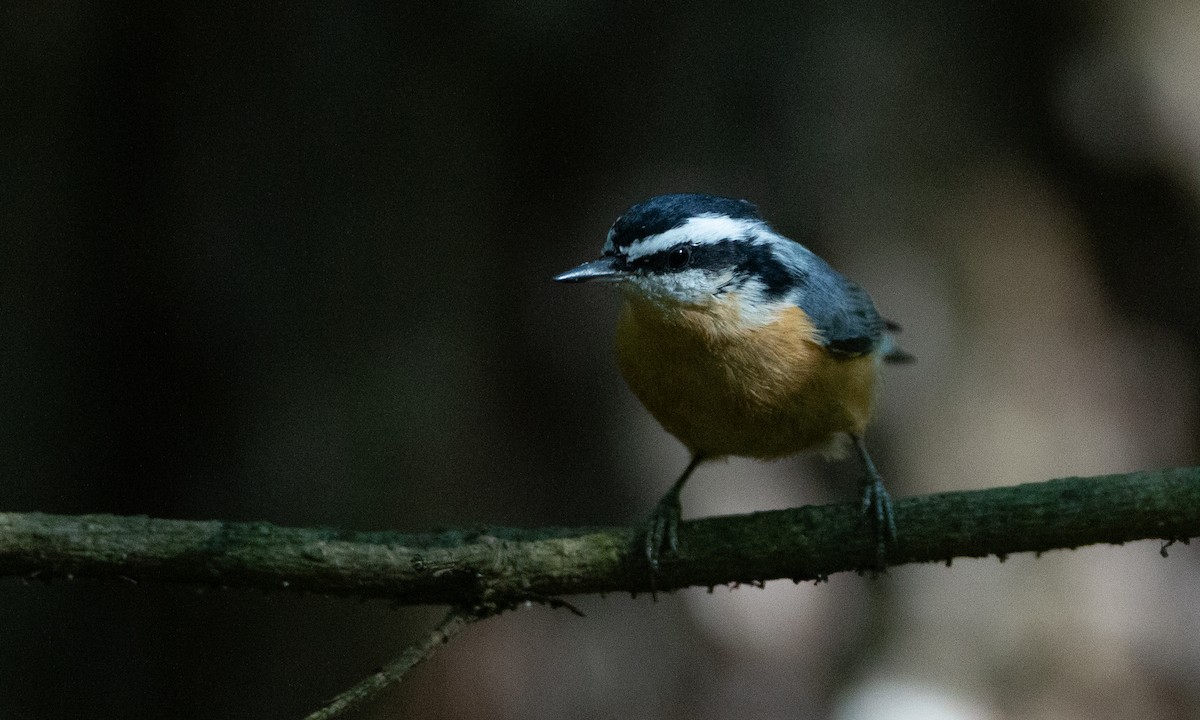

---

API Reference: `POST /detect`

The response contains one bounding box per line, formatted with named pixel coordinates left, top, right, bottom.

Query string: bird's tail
left=881, top=319, right=916, bottom=364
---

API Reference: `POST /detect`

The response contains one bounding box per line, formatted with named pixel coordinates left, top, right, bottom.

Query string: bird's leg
left=645, top=453, right=705, bottom=570
left=851, top=434, right=898, bottom=570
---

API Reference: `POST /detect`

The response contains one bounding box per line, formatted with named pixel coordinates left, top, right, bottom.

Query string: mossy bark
left=0, top=467, right=1196, bottom=604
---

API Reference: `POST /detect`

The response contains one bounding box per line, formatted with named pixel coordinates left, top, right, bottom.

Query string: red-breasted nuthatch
left=555, top=193, right=911, bottom=569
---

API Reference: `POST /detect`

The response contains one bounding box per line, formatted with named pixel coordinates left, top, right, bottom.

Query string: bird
left=554, top=193, right=911, bottom=571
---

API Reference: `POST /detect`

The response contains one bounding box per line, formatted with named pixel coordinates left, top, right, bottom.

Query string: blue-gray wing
left=770, top=239, right=888, bottom=357
left=806, top=277, right=888, bottom=357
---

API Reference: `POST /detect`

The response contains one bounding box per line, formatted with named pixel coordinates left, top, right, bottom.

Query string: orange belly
left=615, top=293, right=878, bottom=459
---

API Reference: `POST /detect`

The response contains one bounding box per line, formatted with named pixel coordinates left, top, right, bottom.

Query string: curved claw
left=644, top=492, right=683, bottom=570
left=642, top=454, right=705, bottom=573
left=852, top=435, right=898, bottom=571
left=861, top=476, right=898, bottom=567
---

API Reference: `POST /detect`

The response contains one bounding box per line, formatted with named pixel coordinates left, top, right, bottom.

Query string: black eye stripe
left=626, top=240, right=801, bottom=298
left=628, top=244, right=694, bottom=273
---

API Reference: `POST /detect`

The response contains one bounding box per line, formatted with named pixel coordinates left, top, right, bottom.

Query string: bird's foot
left=644, top=489, right=683, bottom=572
left=860, top=475, right=898, bottom=572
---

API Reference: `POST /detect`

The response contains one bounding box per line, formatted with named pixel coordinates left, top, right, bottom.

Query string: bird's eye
left=667, top=245, right=692, bottom=270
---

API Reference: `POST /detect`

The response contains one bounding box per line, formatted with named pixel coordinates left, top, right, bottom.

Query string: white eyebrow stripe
left=624, top=215, right=764, bottom=261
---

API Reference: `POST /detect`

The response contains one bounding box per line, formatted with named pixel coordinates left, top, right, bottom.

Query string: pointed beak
left=553, top=256, right=628, bottom=283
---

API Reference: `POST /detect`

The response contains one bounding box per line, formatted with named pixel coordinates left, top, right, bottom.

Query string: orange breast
left=615, top=293, right=878, bottom=459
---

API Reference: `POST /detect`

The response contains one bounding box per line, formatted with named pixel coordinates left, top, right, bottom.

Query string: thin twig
left=303, top=606, right=485, bottom=720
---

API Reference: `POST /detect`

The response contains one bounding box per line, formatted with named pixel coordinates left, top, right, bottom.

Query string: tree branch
left=1, top=468, right=1197, bottom=603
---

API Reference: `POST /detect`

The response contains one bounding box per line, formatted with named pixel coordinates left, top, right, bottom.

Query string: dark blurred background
left=4, top=1, right=1200, bottom=718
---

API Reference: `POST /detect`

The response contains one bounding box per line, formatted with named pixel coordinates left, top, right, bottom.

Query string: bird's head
left=555, top=193, right=803, bottom=307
